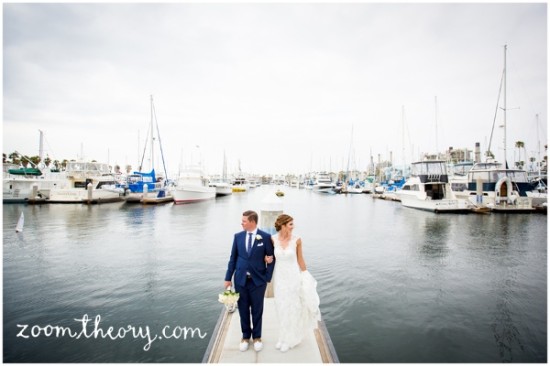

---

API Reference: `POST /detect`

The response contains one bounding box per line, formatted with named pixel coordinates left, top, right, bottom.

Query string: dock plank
left=204, top=297, right=337, bottom=363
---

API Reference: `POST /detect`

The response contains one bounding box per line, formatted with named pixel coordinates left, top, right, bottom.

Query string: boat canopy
left=8, top=167, right=42, bottom=176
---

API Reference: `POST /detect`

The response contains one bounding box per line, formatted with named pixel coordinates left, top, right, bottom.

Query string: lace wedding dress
left=273, top=235, right=321, bottom=349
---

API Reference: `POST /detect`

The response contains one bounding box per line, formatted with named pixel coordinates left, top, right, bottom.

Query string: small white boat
left=231, top=177, right=249, bottom=192
left=172, top=166, right=216, bottom=204
left=209, top=181, right=233, bottom=197
left=396, top=160, right=471, bottom=213
left=526, top=177, right=547, bottom=208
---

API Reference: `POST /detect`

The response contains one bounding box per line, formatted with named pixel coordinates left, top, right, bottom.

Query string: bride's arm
left=265, top=237, right=275, bottom=264
left=296, top=238, right=307, bottom=271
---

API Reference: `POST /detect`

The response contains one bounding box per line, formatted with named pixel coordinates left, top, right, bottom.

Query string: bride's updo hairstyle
left=274, top=214, right=293, bottom=232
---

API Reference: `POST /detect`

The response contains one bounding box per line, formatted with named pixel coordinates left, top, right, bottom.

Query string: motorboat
left=312, top=172, right=336, bottom=194
left=396, top=160, right=471, bottom=213
left=209, top=180, right=233, bottom=197
left=454, top=161, right=534, bottom=212
left=44, top=161, right=124, bottom=203
left=3, top=162, right=64, bottom=203
left=172, top=166, right=216, bottom=204
left=231, top=177, right=249, bottom=192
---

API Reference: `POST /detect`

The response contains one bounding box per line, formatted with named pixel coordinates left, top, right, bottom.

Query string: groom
left=224, top=210, right=275, bottom=352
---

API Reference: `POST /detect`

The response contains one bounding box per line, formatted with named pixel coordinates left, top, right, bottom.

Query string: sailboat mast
left=402, top=106, right=405, bottom=169
left=434, top=96, right=439, bottom=156
left=222, top=150, right=227, bottom=181
left=503, top=44, right=508, bottom=166
left=150, top=95, right=155, bottom=171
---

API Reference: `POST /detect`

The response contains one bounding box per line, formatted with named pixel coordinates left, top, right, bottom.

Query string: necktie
left=247, top=232, right=253, bottom=254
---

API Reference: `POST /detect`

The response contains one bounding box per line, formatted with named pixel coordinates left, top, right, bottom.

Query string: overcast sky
left=3, top=2, right=547, bottom=176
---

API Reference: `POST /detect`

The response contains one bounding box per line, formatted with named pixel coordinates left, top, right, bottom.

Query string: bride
left=270, top=214, right=320, bottom=353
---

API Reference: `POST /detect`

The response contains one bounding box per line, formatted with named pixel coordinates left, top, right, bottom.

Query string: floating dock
left=202, top=285, right=339, bottom=363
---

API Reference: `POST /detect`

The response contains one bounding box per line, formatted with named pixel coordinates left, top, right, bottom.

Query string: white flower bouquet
left=218, top=288, right=240, bottom=313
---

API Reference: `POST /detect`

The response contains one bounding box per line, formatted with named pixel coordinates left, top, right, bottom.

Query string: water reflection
left=419, top=216, right=450, bottom=259
left=491, top=293, right=525, bottom=362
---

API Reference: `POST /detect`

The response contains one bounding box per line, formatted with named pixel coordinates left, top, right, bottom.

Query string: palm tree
left=8, top=151, right=20, bottom=165
left=29, top=155, right=41, bottom=166
left=485, top=150, right=495, bottom=160
left=515, top=141, right=525, bottom=167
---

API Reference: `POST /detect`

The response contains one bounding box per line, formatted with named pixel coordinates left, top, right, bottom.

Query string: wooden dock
left=202, top=285, right=339, bottom=363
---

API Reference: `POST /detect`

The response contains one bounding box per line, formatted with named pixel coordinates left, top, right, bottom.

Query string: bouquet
left=218, top=288, right=240, bottom=313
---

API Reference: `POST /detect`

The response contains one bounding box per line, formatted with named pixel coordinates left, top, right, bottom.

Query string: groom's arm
left=224, top=234, right=239, bottom=286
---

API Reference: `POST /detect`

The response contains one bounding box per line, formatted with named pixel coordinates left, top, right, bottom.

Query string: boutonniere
left=255, top=234, right=262, bottom=241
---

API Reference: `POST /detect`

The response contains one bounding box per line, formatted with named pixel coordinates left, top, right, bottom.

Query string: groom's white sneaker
left=239, top=339, right=249, bottom=352
left=253, top=338, right=263, bottom=352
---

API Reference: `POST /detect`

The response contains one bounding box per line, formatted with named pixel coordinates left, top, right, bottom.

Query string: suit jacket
left=225, top=228, right=275, bottom=287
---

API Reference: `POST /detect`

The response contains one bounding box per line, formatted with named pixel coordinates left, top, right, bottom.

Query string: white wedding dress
left=273, top=235, right=321, bottom=349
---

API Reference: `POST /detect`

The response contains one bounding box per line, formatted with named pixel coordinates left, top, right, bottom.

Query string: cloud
left=3, top=3, right=547, bottom=175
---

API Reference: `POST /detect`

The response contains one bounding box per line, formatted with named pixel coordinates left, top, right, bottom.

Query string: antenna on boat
left=434, top=96, right=439, bottom=157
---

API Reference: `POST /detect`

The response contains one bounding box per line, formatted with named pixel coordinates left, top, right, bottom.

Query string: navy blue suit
left=225, top=229, right=275, bottom=339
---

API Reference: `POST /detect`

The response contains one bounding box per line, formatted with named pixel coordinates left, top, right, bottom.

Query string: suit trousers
left=235, top=278, right=267, bottom=339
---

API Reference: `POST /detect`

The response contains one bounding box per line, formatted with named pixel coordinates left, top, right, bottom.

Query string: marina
left=2, top=5, right=547, bottom=363
left=3, top=185, right=547, bottom=362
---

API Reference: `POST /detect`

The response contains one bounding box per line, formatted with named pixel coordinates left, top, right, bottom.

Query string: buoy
left=15, top=212, right=24, bottom=233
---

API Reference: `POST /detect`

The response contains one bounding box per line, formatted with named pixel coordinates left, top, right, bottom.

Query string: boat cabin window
left=411, top=162, right=446, bottom=176
left=507, top=171, right=528, bottom=182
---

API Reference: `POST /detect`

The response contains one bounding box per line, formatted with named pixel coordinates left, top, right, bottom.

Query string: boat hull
left=398, top=191, right=471, bottom=213
left=210, top=183, right=233, bottom=196
left=172, top=186, right=216, bottom=204
left=47, top=188, right=123, bottom=204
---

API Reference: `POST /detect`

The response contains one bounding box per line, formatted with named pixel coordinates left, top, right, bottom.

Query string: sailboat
left=15, top=212, right=24, bottom=233
left=124, top=96, right=173, bottom=204
left=209, top=151, right=232, bottom=196
left=454, top=45, right=534, bottom=212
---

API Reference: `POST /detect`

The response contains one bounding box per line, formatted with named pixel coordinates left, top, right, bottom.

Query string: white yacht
left=172, top=166, right=216, bottom=204
left=454, top=161, right=534, bottom=212
left=44, top=161, right=124, bottom=203
left=396, top=160, right=471, bottom=213
left=312, top=172, right=335, bottom=194
left=3, top=163, right=64, bottom=203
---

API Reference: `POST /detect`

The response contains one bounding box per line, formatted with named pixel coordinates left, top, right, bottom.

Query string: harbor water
left=3, top=186, right=547, bottom=362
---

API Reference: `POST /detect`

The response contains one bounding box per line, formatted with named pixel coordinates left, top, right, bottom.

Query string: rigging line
left=487, top=68, right=505, bottom=160
left=152, top=100, right=169, bottom=182
left=138, top=122, right=151, bottom=172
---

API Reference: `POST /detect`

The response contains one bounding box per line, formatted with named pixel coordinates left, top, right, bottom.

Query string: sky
left=3, top=2, right=547, bottom=176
